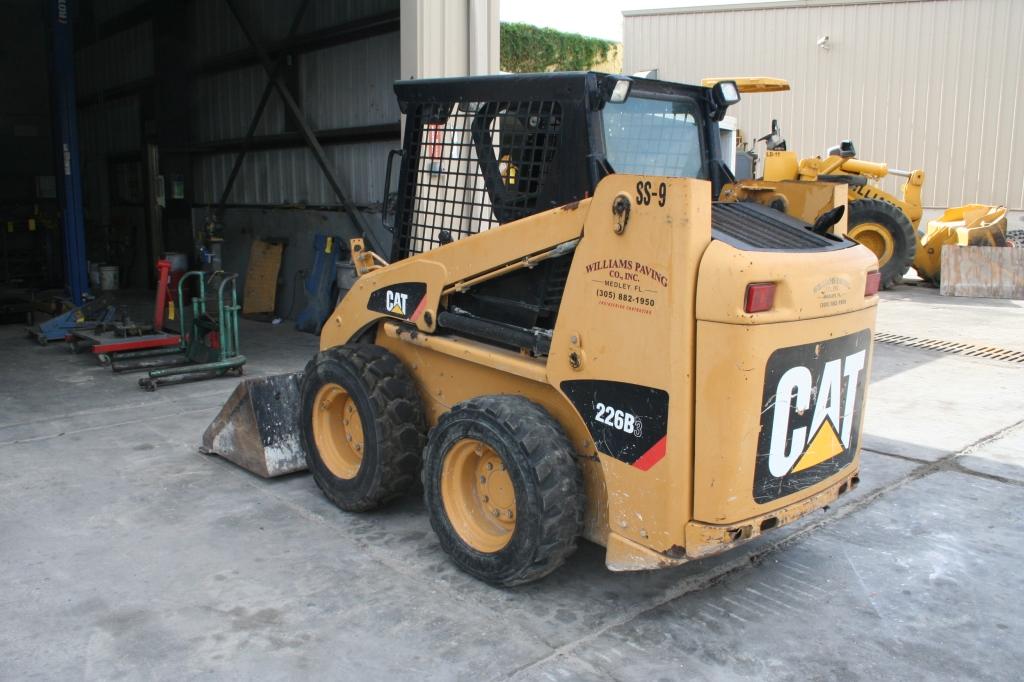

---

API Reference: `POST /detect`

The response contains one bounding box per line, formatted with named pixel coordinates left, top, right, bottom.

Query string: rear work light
left=865, top=270, right=881, bottom=296
left=744, top=283, right=776, bottom=313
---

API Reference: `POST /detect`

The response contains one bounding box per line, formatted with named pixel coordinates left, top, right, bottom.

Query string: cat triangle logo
left=385, top=290, right=408, bottom=317
left=792, top=418, right=844, bottom=473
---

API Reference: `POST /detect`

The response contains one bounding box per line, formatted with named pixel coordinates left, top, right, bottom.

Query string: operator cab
left=386, top=72, right=742, bottom=262
left=384, top=72, right=852, bottom=349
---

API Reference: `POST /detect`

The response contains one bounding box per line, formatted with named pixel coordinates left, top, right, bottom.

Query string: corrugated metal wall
left=75, top=20, right=152, bottom=96
left=90, top=0, right=149, bottom=25
left=192, top=141, right=396, bottom=207
left=624, top=0, right=1024, bottom=209
left=74, top=0, right=503, bottom=218
left=75, top=2, right=153, bottom=226
left=189, top=0, right=401, bottom=207
left=190, top=0, right=390, bottom=62
left=78, top=96, right=140, bottom=157
left=74, top=0, right=401, bottom=212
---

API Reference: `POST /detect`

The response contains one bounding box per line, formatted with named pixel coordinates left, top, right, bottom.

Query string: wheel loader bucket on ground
left=913, top=204, right=1008, bottom=284
left=201, top=373, right=306, bottom=478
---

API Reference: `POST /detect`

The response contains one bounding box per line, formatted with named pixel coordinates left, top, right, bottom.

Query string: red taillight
left=744, top=283, right=776, bottom=313
left=865, top=271, right=881, bottom=297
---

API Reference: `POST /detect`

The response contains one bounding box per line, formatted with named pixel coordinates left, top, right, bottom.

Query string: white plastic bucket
left=99, top=265, right=119, bottom=291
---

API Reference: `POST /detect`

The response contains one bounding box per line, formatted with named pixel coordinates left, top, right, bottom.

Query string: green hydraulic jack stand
left=120, top=271, right=246, bottom=390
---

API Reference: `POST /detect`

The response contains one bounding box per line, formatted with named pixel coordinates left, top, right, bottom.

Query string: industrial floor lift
left=122, top=270, right=246, bottom=390
left=67, top=260, right=180, bottom=362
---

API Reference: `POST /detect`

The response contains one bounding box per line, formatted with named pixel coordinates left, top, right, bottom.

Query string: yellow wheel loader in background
left=204, top=73, right=879, bottom=586
left=705, top=77, right=1007, bottom=288
left=761, top=137, right=923, bottom=289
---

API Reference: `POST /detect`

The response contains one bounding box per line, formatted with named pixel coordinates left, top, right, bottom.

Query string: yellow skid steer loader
left=205, top=73, right=879, bottom=585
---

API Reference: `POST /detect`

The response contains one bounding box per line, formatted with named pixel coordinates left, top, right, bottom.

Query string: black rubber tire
left=300, top=344, right=426, bottom=512
left=422, top=395, right=584, bottom=586
left=847, top=198, right=916, bottom=289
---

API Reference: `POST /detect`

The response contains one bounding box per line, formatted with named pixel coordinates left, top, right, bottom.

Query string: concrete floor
left=2, top=287, right=1022, bottom=680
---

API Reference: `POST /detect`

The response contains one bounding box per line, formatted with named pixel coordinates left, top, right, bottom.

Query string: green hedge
left=500, top=22, right=614, bottom=73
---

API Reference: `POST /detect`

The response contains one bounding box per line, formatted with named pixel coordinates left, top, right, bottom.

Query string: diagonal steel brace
left=216, top=0, right=313, bottom=215
left=223, top=0, right=390, bottom=256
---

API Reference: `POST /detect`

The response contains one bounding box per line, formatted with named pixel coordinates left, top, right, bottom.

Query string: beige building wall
left=400, top=0, right=500, bottom=79
left=624, top=0, right=1024, bottom=210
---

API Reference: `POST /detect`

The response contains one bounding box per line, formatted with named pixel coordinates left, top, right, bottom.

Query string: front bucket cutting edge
left=201, top=373, right=306, bottom=477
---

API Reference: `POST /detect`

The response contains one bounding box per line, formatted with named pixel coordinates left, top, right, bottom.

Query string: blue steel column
left=47, top=0, right=88, bottom=304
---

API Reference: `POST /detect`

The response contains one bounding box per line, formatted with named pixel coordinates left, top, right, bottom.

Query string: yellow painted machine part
left=320, top=174, right=878, bottom=571
left=440, top=438, right=517, bottom=553
left=694, top=238, right=878, bottom=324
left=375, top=324, right=613, bottom=548
left=912, top=204, right=1009, bottom=282
left=321, top=202, right=586, bottom=347
left=839, top=158, right=888, bottom=178
left=762, top=150, right=799, bottom=182
left=759, top=147, right=929, bottom=273
left=700, top=76, right=791, bottom=93
left=719, top=180, right=849, bottom=236
left=794, top=155, right=926, bottom=230
left=312, top=383, right=365, bottom=480
left=848, top=221, right=896, bottom=267
left=692, top=307, right=874, bottom=524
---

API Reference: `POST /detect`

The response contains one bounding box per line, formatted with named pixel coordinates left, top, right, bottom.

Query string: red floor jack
left=68, top=260, right=181, bottom=364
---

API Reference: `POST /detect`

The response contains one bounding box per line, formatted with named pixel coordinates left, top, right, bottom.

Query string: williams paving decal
left=561, top=379, right=670, bottom=471
left=367, top=282, right=428, bottom=321
left=754, top=329, right=871, bottom=503
left=813, top=276, right=851, bottom=311
left=586, top=258, right=668, bottom=316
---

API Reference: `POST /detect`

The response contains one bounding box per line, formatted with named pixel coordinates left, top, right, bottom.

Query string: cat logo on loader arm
left=202, top=72, right=879, bottom=586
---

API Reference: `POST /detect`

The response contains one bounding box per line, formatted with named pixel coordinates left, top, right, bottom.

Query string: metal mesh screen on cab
left=396, top=100, right=563, bottom=258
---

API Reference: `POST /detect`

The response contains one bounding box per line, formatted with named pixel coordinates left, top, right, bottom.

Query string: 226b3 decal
left=561, top=380, right=668, bottom=471
left=754, top=330, right=872, bottom=503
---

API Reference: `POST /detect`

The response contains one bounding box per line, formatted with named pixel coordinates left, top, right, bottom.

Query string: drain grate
left=874, top=332, right=1024, bottom=364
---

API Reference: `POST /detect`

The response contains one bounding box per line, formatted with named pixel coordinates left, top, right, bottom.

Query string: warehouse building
left=624, top=0, right=1024, bottom=212
left=2, top=0, right=497, bottom=314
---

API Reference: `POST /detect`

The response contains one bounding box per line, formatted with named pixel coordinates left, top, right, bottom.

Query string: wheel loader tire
left=300, top=344, right=426, bottom=512
left=423, top=395, right=583, bottom=586
left=847, top=198, right=916, bottom=289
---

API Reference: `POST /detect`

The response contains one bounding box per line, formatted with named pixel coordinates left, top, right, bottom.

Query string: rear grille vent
left=874, top=332, right=1024, bottom=364
left=712, top=202, right=849, bottom=252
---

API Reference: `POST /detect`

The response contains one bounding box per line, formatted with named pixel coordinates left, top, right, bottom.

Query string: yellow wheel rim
left=312, top=383, right=365, bottom=479
left=440, top=438, right=516, bottom=553
left=849, top=221, right=896, bottom=267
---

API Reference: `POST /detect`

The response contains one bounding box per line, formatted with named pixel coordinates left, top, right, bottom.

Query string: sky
left=499, top=0, right=777, bottom=42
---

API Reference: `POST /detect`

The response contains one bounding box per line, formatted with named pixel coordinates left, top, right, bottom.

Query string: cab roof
left=394, top=71, right=710, bottom=110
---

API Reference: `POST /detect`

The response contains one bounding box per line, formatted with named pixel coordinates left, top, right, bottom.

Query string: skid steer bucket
left=200, top=373, right=306, bottom=477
